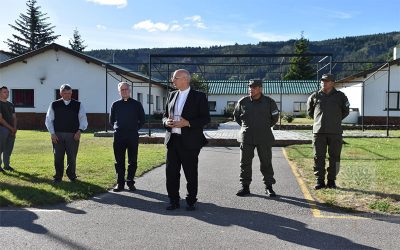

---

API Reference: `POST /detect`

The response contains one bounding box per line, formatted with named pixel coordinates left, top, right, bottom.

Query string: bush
left=152, top=111, right=164, bottom=120
left=296, top=112, right=307, bottom=118
left=223, top=106, right=235, bottom=118
left=281, top=113, right=294, bottom=123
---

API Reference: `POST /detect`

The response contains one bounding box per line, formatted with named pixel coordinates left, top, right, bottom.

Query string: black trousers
left=113, top=130, right=139, bottom=186
left=166, top=134, right=200, bottom=205
left=313, top=134, right=343, bottom=181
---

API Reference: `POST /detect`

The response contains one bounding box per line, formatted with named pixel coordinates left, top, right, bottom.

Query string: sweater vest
left=52, top=99, right=80, bottom=133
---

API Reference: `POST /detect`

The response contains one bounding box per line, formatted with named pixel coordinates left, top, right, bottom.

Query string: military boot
left=236, top=185, right=250, bottom=196
left=266, top=185, right=276, bottom=197
left=327, top=180, right=337, bottom=189
left=314, top=180, right=326, bottom=190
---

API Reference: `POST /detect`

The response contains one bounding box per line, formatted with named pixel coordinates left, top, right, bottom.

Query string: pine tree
left=5, top=0, right=60, bottom=55
left=69, top=28, right=87, bottom=52
left=284, top=33, right=315, bottom=80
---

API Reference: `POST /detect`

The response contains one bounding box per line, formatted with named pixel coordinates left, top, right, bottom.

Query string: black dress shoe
left=0, top=167, right=4, bottom=172
left=266, top=186, right=276, bottom=197
left=113, top=184, right=124, bottom=192
left=166, top=203, right=180, bottom=210
left=327, top=180, right=337, bottom=189
left=4, top=166, right=14, bottom=171
left=53, top=178, right=62, bottom=183
left=128, top=184, right=136, bottom=191
left=186, top=204, right=196, bottom=211
left=314, top=181, right=326, bottom=190
left=236, top=185, right=250, bottom=196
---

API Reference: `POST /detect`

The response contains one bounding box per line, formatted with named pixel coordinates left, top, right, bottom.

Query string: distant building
left=0, top=50, right=16, bottom=62
left=336, top=58, right=400, bottom=125
left=0, top=43, right=169, bottom=130
left=206, top=80, right=319, bottom=115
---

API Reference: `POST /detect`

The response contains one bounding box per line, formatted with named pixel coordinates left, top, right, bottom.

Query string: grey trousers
left=313, top=134, right=343, bottom=181
left=52, top=132, right=80, bottom=180
left=239, top=143, right=276, bottom=186
left=0, top=128, right=15, bottom=168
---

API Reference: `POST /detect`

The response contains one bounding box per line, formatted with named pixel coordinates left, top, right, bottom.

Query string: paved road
left=1, top=147, right=399, bottom=249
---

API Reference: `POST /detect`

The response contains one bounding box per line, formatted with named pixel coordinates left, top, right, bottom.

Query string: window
left=385, top=91, right=400, bottom=110
left=12, top=89, right=34, bottom=107
left=55, top=89, right=79, bottom=100
left=293, top=102, right=307, bottom=112
left=156, top=96, right=160, bottom=110
left=147, top=94, right=153, bottom=104
left=137, top=93, right=143, bottom=103
left=208, top=101, right=216, bottom=111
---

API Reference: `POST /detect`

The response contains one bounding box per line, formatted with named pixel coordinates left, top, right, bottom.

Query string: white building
left=336, top=58, right=400, bottom=125
left=0, top=43, right=169, bottom=130
left=206, top=80, right=319, bottom=115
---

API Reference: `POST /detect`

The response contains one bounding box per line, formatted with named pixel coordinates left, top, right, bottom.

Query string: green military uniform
left=307, top=87, right=350, bottom=183
left=233, top=94, right=279, bottom=187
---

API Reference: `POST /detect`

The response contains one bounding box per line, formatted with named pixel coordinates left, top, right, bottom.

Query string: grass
left=284, top=138, right=400, bottom=214
left=0, top=131, right=166, bottom=207
left=279, top=117, right=314, bottom=125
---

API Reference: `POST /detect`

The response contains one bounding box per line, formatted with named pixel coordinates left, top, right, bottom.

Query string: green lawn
left=284, top=138, right=400, bottom=214
left=0, top=131, right=166, bottom=207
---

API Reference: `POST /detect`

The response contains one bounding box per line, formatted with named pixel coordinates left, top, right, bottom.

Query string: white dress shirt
left=45, top=99, right=88, bottom=135
left=172, top=87, right=190, bottom=134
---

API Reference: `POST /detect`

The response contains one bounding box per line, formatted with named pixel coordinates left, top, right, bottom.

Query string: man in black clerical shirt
left=110, top=82, right=145, bottom=192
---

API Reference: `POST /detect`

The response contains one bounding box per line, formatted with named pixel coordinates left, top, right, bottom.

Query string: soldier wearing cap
left=233, top=79, right=280, bottom=197
left=307, top=73, right=350, bottom=189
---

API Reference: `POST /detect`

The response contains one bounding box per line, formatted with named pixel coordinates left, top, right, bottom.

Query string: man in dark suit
left=163, top=69, right=210, bottom=211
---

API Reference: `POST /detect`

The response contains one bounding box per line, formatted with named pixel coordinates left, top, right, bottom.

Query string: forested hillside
left=86, top=32, right=400, bottom=81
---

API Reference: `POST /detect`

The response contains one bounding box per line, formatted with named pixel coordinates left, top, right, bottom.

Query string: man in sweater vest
left=45, top=84, right=88, bottom=183
left=110, top=82, right=145, bottom=192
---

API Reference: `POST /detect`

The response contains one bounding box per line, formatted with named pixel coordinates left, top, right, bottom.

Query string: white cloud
left=170, top=24, right=183, bottom=32
left=195, top=22, right=207, bottom=29
left=246, top=30, right=293, bottom=41
left=184, top=15, right=207, bottom=29
left=133, top=20, right=170, bottom=32
left=86, top=0, right=127, bottom=8
left=184, top=15, right=202, bottom=22
left=96, top=24, right=107, bottom=30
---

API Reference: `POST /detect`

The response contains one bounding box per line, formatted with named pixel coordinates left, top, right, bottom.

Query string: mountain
left=86, top=32, right=400, bottom=81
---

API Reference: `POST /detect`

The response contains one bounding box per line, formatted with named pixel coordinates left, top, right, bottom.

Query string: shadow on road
left=93, top=189, right=377, bottom=249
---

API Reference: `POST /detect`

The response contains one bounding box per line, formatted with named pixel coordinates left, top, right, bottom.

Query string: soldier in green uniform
left=233, top=79, right=280, bottom=197
left=307, top=73, right=350, bottom=190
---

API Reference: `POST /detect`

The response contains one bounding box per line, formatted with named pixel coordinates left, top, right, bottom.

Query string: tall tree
left=190, top=73, right=208, bottom=93
left=69, top=28, right=87, bottom=52
left=5, top=0, right=60, bottom=55
left=284, top=32, right=315, bottom=80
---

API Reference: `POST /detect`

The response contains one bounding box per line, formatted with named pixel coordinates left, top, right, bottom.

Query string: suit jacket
left=163, top=88, right=210, bottom=149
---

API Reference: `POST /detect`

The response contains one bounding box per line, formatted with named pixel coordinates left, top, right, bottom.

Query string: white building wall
left=0, top=49, right=167, bottom=115
left=207, top=94, right=310, bottom=115
left=338, top=64, right=400, bottom=117
left=337, top=83, right=362, bottom=112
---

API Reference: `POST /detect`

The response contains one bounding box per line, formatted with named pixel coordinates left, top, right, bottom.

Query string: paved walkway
left=1, top=147, right=399, bottom=249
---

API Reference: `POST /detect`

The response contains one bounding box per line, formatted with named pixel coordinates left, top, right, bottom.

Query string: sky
left=0, top=0, right=399, bottom=51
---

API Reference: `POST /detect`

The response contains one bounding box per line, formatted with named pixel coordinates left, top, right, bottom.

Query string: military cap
left=248, top=79, right=263, bottom=87
left=320, top=73, right=335, bottom=82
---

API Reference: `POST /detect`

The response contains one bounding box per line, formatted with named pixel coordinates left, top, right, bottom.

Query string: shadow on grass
left=91, top=189, right=377, bottom=249
left=338, top=187, right=400, bottom=201
left=1, top=170, right=107, bottom=207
